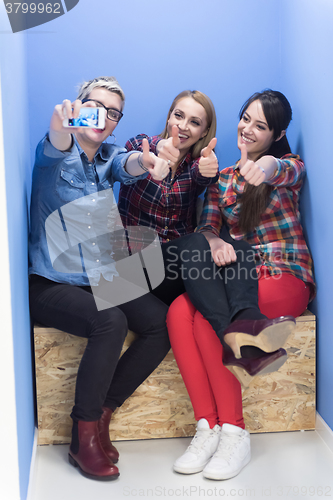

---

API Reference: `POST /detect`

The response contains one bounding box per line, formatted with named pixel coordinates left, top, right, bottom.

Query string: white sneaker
left=173, top=419, right=221, bottom=474
left=203, top=423, right=251, bottom=480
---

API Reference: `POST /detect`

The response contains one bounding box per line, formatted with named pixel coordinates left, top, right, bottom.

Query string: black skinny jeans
left=29, top=275, right=170, bottom=422
left=152, top=231, right=261, bottom=343
left=30, top=232, right=258, bottom=420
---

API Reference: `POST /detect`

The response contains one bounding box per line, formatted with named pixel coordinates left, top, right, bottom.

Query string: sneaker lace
left=213, top=433, right=242, bottom=463
left=187, top=429, right=216, bottom=454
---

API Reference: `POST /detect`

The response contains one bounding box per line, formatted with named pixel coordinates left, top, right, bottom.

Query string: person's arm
left=196, top=182, right=223, bottom=237
left=195, top=180, right=237, bottom=266
left=265, top=155, right=305, bottom=187
left=125, top=134, right=163, bottom=155
left=238, top=144, right=305, bottom=187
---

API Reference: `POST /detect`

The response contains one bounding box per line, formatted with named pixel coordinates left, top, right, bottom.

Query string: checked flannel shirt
left=118, top=134, right=219, bottom=244
left=196, top=154, right=315, bottom=300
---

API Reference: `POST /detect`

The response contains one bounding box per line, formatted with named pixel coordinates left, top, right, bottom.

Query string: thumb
left=171, top=125, right=180, bottom=148
left=142, top=138, right=151, bottom=162
left=239, top=143, right=248, bottom=169
left=201, top=137, right=217, bottom=158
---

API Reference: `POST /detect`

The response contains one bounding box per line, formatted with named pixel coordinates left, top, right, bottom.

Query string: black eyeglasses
left=81, top=99, right=123, bottom=122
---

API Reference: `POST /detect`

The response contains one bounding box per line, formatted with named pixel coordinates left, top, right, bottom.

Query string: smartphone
left=63, top=107, right=106, bottom=129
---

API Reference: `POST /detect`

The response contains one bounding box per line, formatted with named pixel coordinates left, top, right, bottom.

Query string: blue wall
left=281, top=0, right=333, bottom=429
left=26, top=0, right=282, bottom=169
left=0, top=14, right=35, bottom=500
left=2, top=0, right=332, bottom=497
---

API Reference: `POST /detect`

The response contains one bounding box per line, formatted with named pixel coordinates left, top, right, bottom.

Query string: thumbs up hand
left=156, top=125, right=181, bottom=169
left=198, top=137, right=219, bottom=177
left=239, top=144, right=266, bottom=186
left=141, top=138, right=170, bottom=181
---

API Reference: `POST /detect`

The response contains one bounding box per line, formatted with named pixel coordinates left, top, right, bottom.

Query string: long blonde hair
left=159, top=90, right=217, bottom=159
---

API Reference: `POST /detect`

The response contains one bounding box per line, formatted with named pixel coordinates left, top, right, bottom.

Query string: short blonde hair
left=77, top=76, right=125, bottom=104
left=159, top=90, right=217, bottom=159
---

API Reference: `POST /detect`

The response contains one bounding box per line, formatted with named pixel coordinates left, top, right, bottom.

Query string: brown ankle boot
left=68, top=420, right=119, bottom=480
left=98, top=407, right=119, bottom=463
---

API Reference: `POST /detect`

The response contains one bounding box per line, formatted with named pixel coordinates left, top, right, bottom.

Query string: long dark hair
left=238, top=90, right=293, bottom=234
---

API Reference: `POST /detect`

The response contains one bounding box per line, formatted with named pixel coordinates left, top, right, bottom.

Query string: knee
left=88, top=307, right=128, bottom=341
left=146, top=314, right=169, bottom=337
left=136, top=301, right=168, bottom=338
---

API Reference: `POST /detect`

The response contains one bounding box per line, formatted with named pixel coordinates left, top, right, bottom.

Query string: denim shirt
left=28, top=135, right=147, bottom=286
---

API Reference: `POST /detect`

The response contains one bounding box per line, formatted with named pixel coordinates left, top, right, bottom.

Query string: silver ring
left=167, top=160, right=171, bottom=166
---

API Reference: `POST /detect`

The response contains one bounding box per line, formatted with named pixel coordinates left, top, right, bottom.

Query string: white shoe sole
left=173, top=462, right=209, bottom=474
left=202, top=451, right=251, bottom=480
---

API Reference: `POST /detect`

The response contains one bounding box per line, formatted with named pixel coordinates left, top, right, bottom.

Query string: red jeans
left=167, top=293, right=245, bottom=429
left=167, top=273, right=310, bottom=429
left=258, top=269, right=310, bottom=318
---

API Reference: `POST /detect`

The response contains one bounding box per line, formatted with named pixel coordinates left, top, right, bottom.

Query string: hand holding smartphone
left=63, top=106, right=106, bottom=129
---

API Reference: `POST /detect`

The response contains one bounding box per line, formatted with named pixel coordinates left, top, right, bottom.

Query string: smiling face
left=167, top=97, right=208, bottom=156
left=237, top=100, right=275, bottom=161
left=74, top=87, right=123, bottom=151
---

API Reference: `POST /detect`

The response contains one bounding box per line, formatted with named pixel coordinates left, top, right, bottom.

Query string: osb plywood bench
left=34, top=310, right=315, bottom=445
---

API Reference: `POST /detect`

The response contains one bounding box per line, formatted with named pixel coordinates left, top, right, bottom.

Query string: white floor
left=29, top=427, right=333, bottom=500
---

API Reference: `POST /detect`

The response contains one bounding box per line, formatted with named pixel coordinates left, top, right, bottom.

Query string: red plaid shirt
left=196, top=154, right=315, bottom=299
left=118, top=134, right=218, bottom=244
